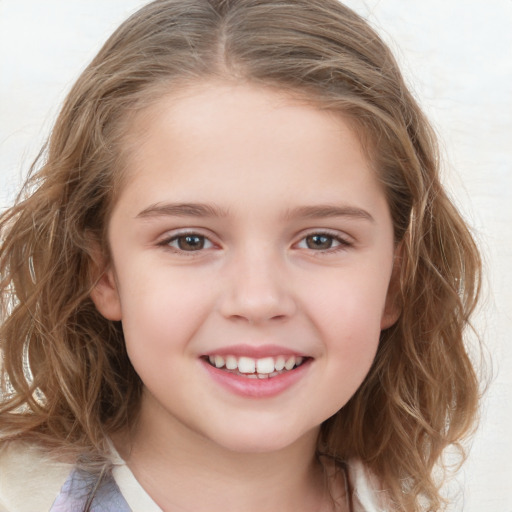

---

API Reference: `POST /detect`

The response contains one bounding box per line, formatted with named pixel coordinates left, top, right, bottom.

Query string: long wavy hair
left=0, top=1, right=481, bottom=510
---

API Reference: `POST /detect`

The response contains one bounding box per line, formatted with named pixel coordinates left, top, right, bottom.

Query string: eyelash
left=157, top=230, right=353, bottom=254
left=158, top=232, right=215, bottom=253
left=295, top=232, right=353, bottom=253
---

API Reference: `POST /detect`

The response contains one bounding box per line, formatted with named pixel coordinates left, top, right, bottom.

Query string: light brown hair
left=0, top=1, right=481, bottom=510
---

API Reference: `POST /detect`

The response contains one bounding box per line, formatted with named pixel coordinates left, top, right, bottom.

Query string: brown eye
left=168, top=234, right=211, bottom=251
left=305, top=234, right=335, bottom=250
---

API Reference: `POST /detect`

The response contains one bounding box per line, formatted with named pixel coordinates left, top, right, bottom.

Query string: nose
left=218, top=247, right=297, bottom=324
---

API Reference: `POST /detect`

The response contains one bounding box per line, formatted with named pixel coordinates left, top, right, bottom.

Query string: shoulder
left=347, top=459, right=390, bottom=512
left=0, top=441, right=72, bottom=512
left=110, top=449, right=162, bottom=511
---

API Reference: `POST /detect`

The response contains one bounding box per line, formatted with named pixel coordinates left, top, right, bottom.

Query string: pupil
left=307, top=235, right=332, bottom=250
left=179, top=235, right=204, bottom=250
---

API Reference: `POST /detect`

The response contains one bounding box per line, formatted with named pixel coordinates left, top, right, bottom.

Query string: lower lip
left=201, top=359, right=311, bottom=398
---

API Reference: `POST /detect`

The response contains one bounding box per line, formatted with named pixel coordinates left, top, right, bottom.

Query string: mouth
left=202, top=354, right=309, bottom=379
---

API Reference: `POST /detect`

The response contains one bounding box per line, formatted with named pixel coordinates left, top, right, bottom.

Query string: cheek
left=308, top=268, right=390, bottom=332
left=117, top=268, right=214, bottom=359
left=304, top=267, right=390, bottom=375
left=312, top=294, right=383, bottom=414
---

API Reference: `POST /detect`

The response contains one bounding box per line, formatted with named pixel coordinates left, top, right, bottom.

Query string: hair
left=0, top=1, right=481, bottom=510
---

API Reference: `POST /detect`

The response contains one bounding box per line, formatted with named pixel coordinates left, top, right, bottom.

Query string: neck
left=115, top=395, right=343, bottom=512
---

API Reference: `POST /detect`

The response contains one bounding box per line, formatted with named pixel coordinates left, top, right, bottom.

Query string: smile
left=200, top=345, right=312, bottom=398
left=206, top=355, right=306, bottom=379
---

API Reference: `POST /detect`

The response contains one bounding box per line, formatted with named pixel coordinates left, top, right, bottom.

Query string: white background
left=1, top=1, right=511, bottom=510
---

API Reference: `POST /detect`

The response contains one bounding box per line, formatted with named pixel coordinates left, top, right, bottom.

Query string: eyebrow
left=136, top=202, right=230, bottom=219
left=284, top=205, right=375, bottom=222
left=135, top=202, right=374, bottom=222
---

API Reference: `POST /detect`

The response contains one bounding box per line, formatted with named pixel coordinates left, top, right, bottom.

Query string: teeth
left=284, top=356, right=296, bottom=370
left=256, top=357, right=275, bottom=374
left=206, top=354, right=306, bottom=375
left=225, top=355, right=238, bottom=370
left=238, top=357, right=256, bottom=374
left=274, top=356, right=286, bottom=371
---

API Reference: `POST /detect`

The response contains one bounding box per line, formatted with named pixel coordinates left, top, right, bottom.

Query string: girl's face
left=93, top=82, right=399, bottom=454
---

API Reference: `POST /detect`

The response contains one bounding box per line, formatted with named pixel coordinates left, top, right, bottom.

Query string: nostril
left=219, top=296, right=297, bottom=324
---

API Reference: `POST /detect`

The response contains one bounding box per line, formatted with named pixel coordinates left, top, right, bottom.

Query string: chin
left=201, top=423, right=320, bottom=456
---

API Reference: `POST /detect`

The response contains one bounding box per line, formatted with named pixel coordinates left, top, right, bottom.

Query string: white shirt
left=0, top=441, right=385, bottom=511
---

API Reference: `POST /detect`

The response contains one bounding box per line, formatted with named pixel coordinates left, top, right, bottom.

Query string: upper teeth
left=208, top=355, right=304, bottom=374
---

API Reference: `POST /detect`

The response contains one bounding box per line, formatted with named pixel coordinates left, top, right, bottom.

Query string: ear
left=89, top=245, right=122, bottom=321
left=380, top=245, right=402, bottom=330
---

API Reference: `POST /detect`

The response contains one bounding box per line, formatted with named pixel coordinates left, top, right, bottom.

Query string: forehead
left=108, top=80, right=393, bottom=243
left=104, top=81, right=394, bottom=232
left=119, top=81, right=376, bottom=190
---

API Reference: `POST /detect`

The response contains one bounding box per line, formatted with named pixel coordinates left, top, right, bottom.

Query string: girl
left=0, top=1, right=482, bottom=511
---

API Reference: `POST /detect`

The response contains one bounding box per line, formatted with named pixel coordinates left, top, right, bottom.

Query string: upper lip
left=201, top=344, right=309, bottom=359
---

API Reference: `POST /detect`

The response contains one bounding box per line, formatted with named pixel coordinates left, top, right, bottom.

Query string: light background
left=1, top=1, right=511, bottom=510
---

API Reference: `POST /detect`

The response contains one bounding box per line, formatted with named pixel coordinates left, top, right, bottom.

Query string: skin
left=92, top=82, right=399, bottom=512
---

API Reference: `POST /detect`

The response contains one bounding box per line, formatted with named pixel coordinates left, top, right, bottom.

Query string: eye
left=296, top=233, right=351, bottom=251
left=165, top=233, right=214, bottom=252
